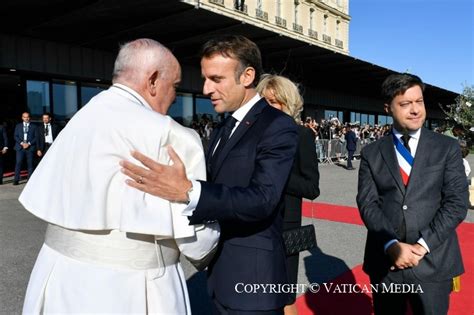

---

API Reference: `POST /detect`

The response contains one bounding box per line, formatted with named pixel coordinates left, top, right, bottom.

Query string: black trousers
left=212, top=298, right=283, bottom=315
left=0, top=155, right=4, bottom=184
left=371, top=272, right=452, bottom=315
left=347, top=150, right=355, bottom=168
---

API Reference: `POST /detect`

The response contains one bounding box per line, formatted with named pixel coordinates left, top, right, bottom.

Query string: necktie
left=44, top=124, right=49, bottom=136
left=401, top=135, right=411, bottom=153
left=24, top=123, right=29, bottom=134
left=211, top=116, right=237, bottom=168
left=392, top=133, right=414, bottom=241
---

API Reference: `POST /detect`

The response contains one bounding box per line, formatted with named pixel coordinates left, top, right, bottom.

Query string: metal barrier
left=315, top=138, right=375, bottom=164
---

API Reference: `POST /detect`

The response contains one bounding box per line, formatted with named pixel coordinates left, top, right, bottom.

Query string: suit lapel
left=210, top=98, right=266, bottom=181
left=379, top=134, right=406, bottom=194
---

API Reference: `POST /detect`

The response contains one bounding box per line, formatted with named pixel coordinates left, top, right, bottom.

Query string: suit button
left=402, top=205, right=408, bottom=210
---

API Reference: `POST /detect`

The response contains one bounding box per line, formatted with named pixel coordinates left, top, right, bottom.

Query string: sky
left=349, top=0, right=473, bottom=94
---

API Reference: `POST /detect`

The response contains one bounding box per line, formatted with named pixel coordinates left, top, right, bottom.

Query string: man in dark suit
left=121, top=35, right=298, bottom=314
left=0, top=123, right=8, bottom=185
left=13, top=112, right=38, bottom=185
left=345, top=124, right=357, bottom=170
left=36, top=113, right=60, bottom=161
left=357, top=74, right=468, bottom=315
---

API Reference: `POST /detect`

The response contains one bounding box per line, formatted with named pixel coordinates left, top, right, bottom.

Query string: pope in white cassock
left=19, top=39, right=220, bottom=314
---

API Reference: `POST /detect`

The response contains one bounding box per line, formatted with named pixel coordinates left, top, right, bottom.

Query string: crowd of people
left=2, top=35, right=469, bottom=315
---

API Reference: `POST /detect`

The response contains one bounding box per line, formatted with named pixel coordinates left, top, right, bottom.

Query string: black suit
left=0, top=126, right=8, bottom=184
left=283, top=125, right=320, bottom=303
left=345, top=129, right=357, bottom=169
left=37, top=123, right=60, bottom=156
left=357, top=128, right=468, bottom=315
left=13, top=122, right=38, bottom=182
left=189, top=99, right=298, bottom=313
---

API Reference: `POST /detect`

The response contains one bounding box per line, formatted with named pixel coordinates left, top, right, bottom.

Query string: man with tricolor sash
left=357, top=73, right=468, bottom=315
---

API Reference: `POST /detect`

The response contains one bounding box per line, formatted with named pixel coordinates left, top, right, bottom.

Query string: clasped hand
left=387, top=242, right=427, bottom=271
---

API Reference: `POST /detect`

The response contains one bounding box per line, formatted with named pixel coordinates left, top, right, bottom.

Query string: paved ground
left=1, top=156, right=473, bottom=314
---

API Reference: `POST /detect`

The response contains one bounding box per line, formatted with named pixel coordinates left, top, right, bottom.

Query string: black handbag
left=282, top=224, right=317, bottom=256
left=282, top=200, right=317, bottom=256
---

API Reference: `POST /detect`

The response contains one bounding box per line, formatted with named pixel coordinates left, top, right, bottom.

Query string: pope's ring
left=137, top=176, right=144, bottom=184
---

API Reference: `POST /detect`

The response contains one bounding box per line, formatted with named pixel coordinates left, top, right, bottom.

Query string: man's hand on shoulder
left=120, top=146, right=191, bottom=203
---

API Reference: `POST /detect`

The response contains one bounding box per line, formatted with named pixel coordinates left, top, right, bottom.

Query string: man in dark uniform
left=0, top=123, right=8, bottom=185
left=13, top=112, right=38, bottom=185
left=345, top=124, right=357, bottom=170
left=36, top=113, right=60, bottom=161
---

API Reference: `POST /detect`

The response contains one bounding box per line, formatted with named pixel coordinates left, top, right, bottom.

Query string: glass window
left=378, top=114, right=393, bottom=125
left=378, top=115, right=384, bottom=125
left=387, top=116, right=393, bottom=124
left=368, top=114, right=375, bottom=126
left=323, top=15, right=328, bottom=33
left=338, top=111, right=343, bottom=123
left=350, top=112, right=360, bottom=124
left=196, top=96, right=222, bottom=123
left=294, top=2, right=299, bottom=24
left=168, top=93, right=193, bottom=126
left=26, top=80, right=50, bottom=117
left=52, top=81, right=78, bottom=121
left=81, top=83, right=108, bottom=106
left=324, top=110, right=337, bottom=120
left=360, top=114, right=368, bottom=125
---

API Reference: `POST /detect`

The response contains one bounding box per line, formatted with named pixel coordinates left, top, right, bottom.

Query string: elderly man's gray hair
left=112, top=38, right=175, bottom=84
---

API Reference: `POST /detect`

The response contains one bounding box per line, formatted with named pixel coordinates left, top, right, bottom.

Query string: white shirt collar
left=231, top=93, right=262, bottom=122
left=112, top=83, right=153, bottom=111
left=392, top=127, right=421, bottom=156
left=392, top=127, right=421, bottom=140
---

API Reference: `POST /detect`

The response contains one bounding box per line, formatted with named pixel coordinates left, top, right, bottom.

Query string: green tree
left=440, top=85, right=474, bottom=127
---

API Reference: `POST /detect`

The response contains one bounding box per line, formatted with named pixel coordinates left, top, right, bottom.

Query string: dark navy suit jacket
left=0, top=126, right=7, bottom=149
left=345, top=129, right=357, bottom=151
left=37, top=123, right=60, bottom=152
left=189, top=98, right=298, bottom=311
left=14, top=123, right=37, bottom=151
left=357, top=128, right=468, bottom=283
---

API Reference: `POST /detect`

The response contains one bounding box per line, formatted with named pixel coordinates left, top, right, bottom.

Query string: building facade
left=0, top=0, right=456, bottom=171
left=184, top=0, right=350, bottom=54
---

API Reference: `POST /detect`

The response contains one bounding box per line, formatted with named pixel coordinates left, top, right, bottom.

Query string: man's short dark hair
left=43, top=112, right=52, bottom=118
left=200, top=35, right=262, bottom=87
left=381, top=73, right=425, bottom=104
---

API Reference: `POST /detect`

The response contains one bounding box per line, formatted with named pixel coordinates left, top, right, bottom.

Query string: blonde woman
left=257, top=75, right=320, bottom=315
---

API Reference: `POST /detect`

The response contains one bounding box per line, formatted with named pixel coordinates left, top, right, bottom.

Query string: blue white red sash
left=392, top=133, right=414, bottom=186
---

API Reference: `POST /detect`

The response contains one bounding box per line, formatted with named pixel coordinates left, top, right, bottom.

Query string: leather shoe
left=13, top=181, right=19, bottom=185
left=347, top=167, right=355, bottom=170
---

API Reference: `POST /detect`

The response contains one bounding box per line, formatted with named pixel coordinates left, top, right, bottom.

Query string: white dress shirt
left=44, top=124, right=54, bottom=144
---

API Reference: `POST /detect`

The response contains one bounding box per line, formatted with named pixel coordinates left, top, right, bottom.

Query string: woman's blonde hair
left=256, top=74, right=304, bottom=124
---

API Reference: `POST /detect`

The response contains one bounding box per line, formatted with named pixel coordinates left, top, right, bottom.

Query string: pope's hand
left=120, top=146, right=192, bottom=203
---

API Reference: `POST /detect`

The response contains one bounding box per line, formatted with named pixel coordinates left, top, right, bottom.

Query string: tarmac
left=1, top=156, right=473, bottom=314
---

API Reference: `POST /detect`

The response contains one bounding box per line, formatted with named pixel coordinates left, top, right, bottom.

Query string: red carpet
left=302, top=201, right=364, bottom=225
left=299, top=202, right=474, bottom=315
left=3, top=170, right=28, bottom=178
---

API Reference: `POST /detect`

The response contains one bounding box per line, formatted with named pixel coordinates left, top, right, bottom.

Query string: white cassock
left=19, top=84, right=220, bottom=314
